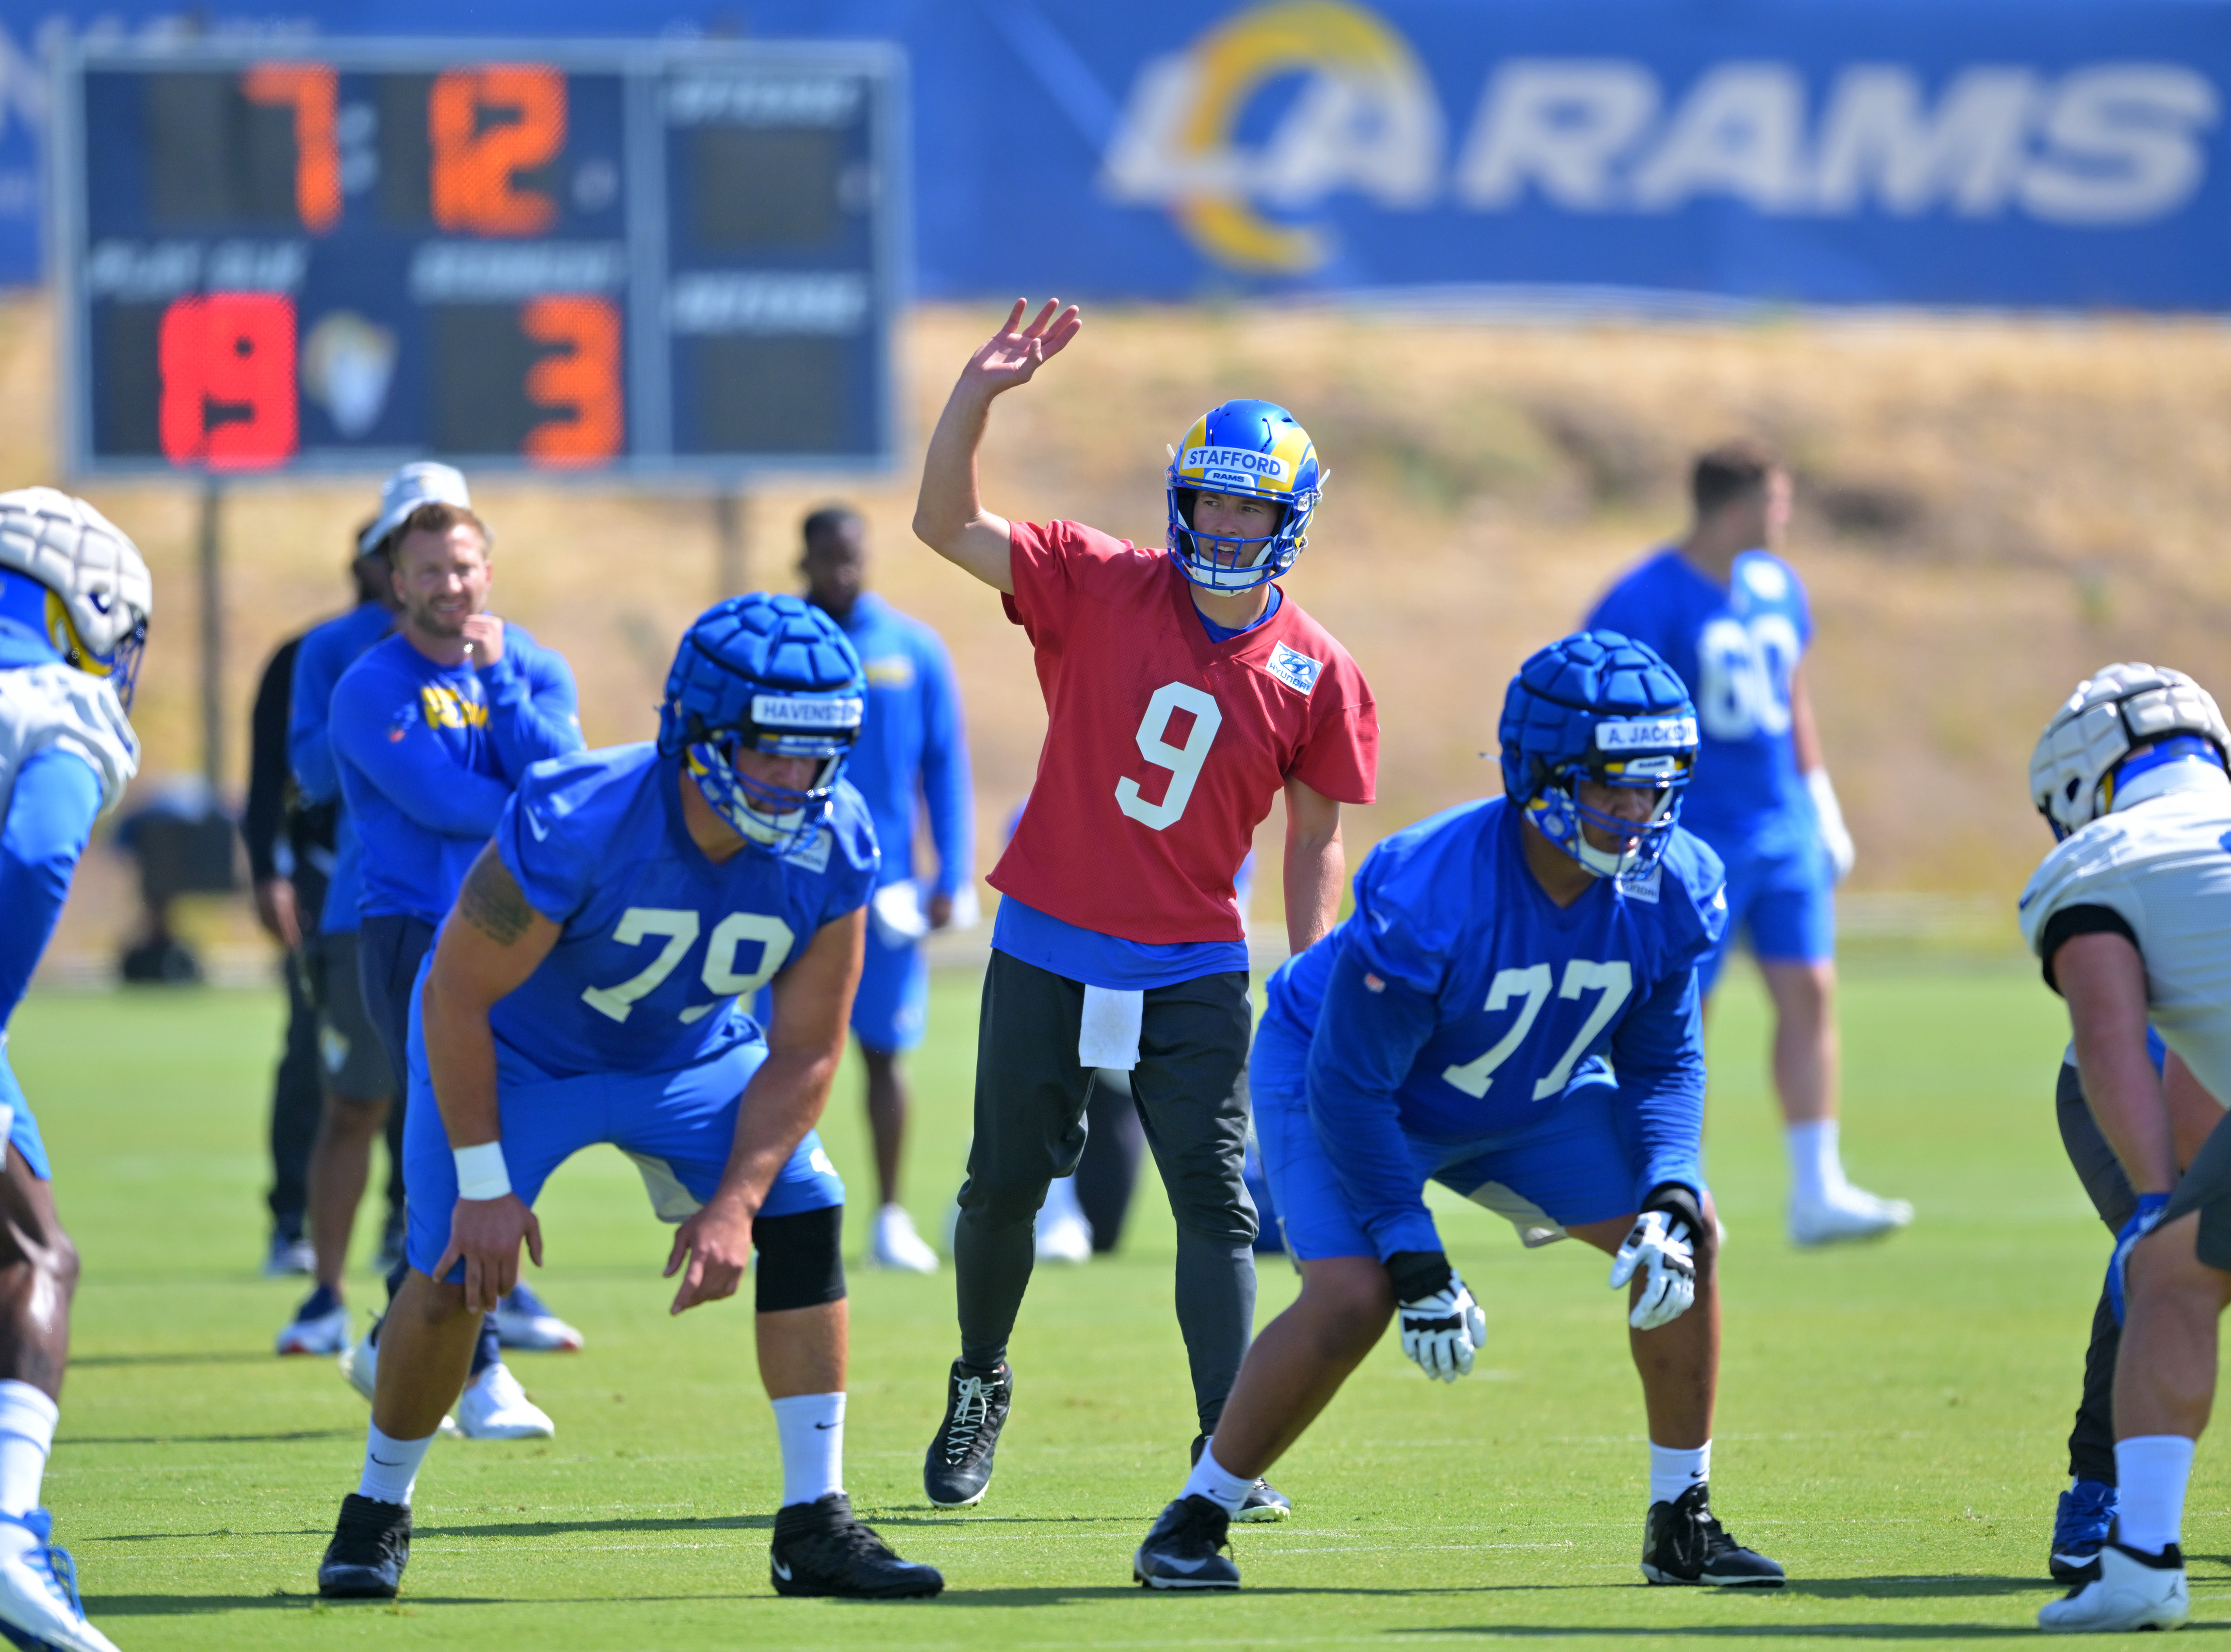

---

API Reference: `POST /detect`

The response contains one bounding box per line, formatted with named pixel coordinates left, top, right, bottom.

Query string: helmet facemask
left=1525, top=750, right=1693, bottom=880
left=679, top=693, right=860, bottom=855
left=47, top=589, right=148, bottom=710
left=1169, top=486, right=1308, bottom=594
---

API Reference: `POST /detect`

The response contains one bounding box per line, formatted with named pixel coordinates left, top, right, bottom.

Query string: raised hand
left=957, top=298, right=1083, bottom=402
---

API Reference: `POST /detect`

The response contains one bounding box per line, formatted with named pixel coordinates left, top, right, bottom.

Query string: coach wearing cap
left=327, top=464, right=585, bottom=1438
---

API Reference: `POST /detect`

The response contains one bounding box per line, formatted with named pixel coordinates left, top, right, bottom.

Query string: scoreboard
left=52, top=39, right=905, bottom=480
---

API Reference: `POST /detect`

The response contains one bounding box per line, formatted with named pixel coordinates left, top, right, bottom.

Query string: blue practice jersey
left=491, top=744, right=878, bottom=1078
left=1587, top=549, right=1814, bottom=855
left=288, top=601, right=393, bottom=933
left=833, top=593, right=972, bottom=897
left=330, top=627, right=582, bottom=925
left=1264, top=797, right=1727, bottom=1257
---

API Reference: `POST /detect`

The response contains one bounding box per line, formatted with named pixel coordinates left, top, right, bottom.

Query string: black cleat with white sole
left=1640, top=1484, right=1784, bottom=1588
left=1134, top=1495, right=1240, bottom=1591
left=1190, top=1432, right=1291, bottom=1523
left=924, top=1360, right=1011, bottom=1508
left=770, top=1492, right=943, bottom=1599
left=318, top=1493, right=411, bottom=1599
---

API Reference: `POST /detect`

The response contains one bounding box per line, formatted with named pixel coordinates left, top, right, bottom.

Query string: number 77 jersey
left=990, top=519, right=1377, bottom=945
left=485, top=742, right=878, bottom=1077
left=1264, top=796, right=1728, bottom=1211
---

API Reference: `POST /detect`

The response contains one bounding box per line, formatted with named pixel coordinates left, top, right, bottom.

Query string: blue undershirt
left=989, top=585, right=1281, bottom=991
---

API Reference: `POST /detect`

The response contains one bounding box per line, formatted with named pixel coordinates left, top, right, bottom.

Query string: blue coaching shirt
left=832, top=592, right=971, bottom=898
left=1586, top=550, right=1814, bottom=855
left=1265, top=797, right=1726, bottom=1258
left=491, top=744, right=878, bottom=1078
left=287, top=600, right=392, bottom=933
left=329, top=627, right=582, bottom=925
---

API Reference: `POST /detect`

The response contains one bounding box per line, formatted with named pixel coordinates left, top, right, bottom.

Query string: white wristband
left=454, top=1141, right=512, bottom=1202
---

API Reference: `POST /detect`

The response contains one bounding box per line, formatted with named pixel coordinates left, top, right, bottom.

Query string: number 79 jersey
left=1266, top=797, right=1727, bottom=1163
left=990, top=519, right=1377, bottom=945
left=488, top=743, right=878, bottom=1078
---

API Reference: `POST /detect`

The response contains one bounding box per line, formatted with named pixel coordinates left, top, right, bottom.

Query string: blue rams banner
left=5, top=0, right=2229, bottom=307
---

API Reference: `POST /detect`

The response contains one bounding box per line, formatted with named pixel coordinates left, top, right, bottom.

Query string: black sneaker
left=924, top=1360, right=1010, bottom=1508
left=1190, top=1433, right=1291, bottom=1524
left=318, top=1493, right=411, bottom=1599
left=770, top=1492, right=943, bottom=1599
left=1640, top=1484, right=1784, bottom=1588
left=1134, top=1495, right=1240, bottom=1590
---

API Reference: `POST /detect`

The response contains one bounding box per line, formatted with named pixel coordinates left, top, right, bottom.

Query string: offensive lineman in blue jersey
left=796, top=504, right=972, bottom=1274
left=1132, top=633, right=1784, bottom=1593
left=1588, top=440, right=1910, bottom=1247
left=314, top=595, right=943, bottom=1603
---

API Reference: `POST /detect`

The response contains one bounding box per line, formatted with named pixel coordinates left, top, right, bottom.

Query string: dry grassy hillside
left=3, top=294, right=2226, bottom=966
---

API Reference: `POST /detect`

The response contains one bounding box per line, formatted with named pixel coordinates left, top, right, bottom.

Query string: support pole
left=713, top=487, right=750, bottom=600
left=197, top=480, right=224, bottom=792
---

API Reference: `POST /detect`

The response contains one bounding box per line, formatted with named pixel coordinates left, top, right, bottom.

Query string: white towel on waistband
left=1078, top=985, right=1145, bottom=1070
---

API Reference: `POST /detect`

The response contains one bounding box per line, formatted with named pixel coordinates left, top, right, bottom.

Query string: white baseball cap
left=359, top=462, right=473, bottom=557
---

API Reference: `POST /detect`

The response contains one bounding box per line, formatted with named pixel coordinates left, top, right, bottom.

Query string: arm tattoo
left=459, top=850, right=534, bottom=946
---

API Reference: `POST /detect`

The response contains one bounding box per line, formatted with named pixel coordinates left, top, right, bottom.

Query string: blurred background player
left=1587, top=440, right=1911, bottom=1247
left=2020, top=663, right=2231, bottom=1633
left=316, top=595, right=941, bottom=1603
left=0, top=486, right=152, bottom=1652
left=1133, top=632, right=1781, bottom=1594
left=243, top=574, right=348, bottom=1281
left=911, top=299, right=1377, bottom=1516
left=792, top=502, right=972, bottom=1274
left=270, top=521, right=399, bottom=1351
left=326, top=469, right=584, bottom=1438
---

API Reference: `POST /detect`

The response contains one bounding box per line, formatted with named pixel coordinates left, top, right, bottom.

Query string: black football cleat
left=1640, top=1484, right=1785, bottom=1588
left=769, top=1492, right=943, bottom=1599
left=318, top=1493, right=411, bottom=1599
left=1135, top=1495, right=1240, bottom=1590
left=924, top=1360, right=1011, bottom=1508
left=1190, top=1433, right=1291, bottom=1524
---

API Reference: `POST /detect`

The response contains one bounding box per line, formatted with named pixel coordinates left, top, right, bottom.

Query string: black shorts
left=305, top=929, right=395, bottom=1103
left=2164, top=1109, right=2231, bottom=1270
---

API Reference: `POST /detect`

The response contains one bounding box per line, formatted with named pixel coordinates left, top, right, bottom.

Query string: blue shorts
left=0, top=1046, right=54, bottom=1181
left=403, top=1021, right=844, bottom=1283
left=1250, top=1017, right=1660, bottom=1261
left=748, top=926, right=929, bottom=1056
left=1696, top=836, right=1834, bottom=995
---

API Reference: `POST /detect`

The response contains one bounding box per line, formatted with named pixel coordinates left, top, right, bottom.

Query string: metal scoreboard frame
left=50, top=36, right=908, bottom=483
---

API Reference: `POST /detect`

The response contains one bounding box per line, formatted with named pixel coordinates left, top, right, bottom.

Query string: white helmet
left=2030, top=662, right=2231, bottom=840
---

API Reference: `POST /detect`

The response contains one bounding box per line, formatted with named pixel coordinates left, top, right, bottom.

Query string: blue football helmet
left=1165, top=399, right=1323, bottom=593
left=658, top=593, right=864, bottom=854
left=1498, top=630, right=1698, bottom=879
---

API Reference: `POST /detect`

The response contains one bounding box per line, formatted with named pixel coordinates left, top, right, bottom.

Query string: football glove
left=2107, top=1192, right=2171, bottom=1327
left=1388, top=1250, right=1487, bottom=1382
left=1807, top=770, right=1856, bottom=883
left=1609, top=1183, right=1703, bottom=1331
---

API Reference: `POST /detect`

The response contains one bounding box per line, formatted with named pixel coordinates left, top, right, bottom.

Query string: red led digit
left=521, top=296, right=623, bottom=466
left=158, top=294, right=299, bottom=470
left=242, top=63, right=341, bottom=233
left=430, top=66, right=566, bottom=237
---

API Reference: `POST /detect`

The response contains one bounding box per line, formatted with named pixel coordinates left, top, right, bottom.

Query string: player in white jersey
left=2020, top=663, right=2231, bottom=1633
left=0, top=488, right=152, bottom=1652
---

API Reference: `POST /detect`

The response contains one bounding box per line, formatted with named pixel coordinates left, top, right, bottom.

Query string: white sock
left=771, top=1392, right=845, bottom=1508
left=357, top=1424, right=436, bottom=1507
left=0, top=1383, right=56, bottom=1518
left=1649, top=1440, right=1711, bottom=1508
left=1785, top=1120, right=1844, bottom=1204
left=2115, top=1436, right=2196, bottom=1556
left=1181, top=1440, right=1255, bottom=1515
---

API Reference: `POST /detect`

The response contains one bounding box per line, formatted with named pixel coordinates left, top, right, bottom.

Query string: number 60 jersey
left=485, top=743, right=878, bottom=1077
left=991, top=520, right=1377, bottom=945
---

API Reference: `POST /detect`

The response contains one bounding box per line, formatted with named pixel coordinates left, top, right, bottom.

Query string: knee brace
left=754, top=1204, right=846, bottom=1314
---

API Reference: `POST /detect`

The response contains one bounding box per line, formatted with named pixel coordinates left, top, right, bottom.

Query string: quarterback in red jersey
left=912, top=299, right=1378, bottom=1516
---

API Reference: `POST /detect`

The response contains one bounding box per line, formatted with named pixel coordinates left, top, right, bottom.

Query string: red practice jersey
left=990, top=519, right=1377, bottom=945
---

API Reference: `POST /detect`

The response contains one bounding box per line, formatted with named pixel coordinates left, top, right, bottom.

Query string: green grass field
left=9, top=957, right=2225, bottom=1649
